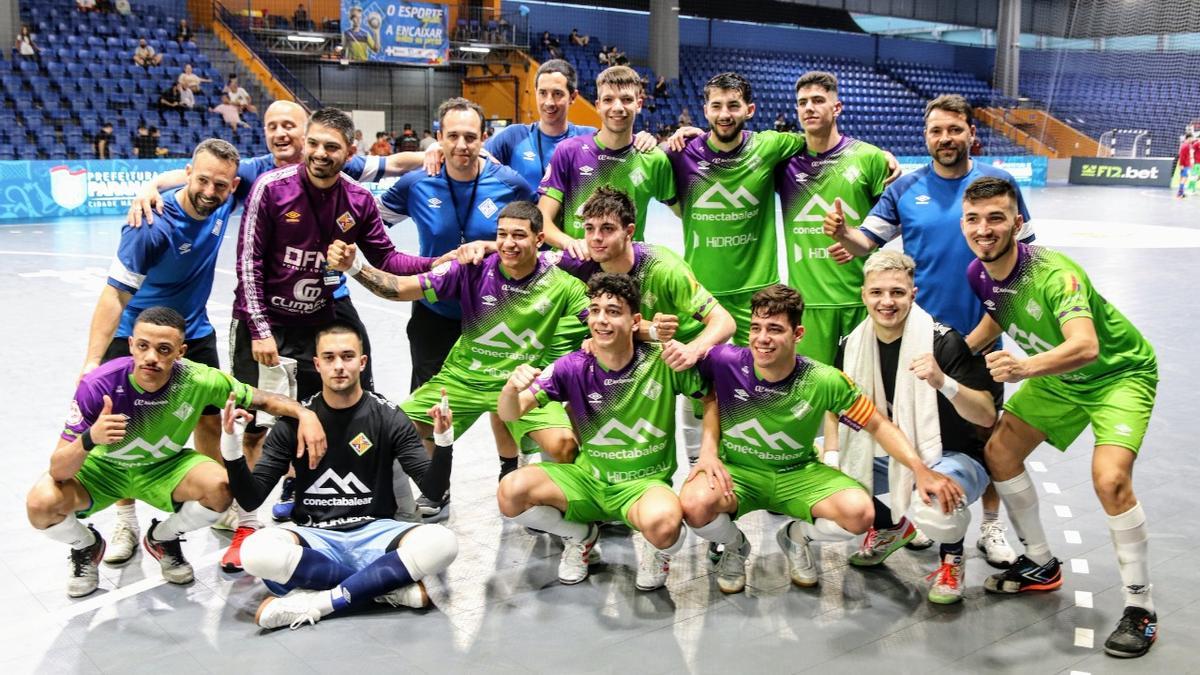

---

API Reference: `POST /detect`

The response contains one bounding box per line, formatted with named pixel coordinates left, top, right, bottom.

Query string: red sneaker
left=221, top=525, right=256, bottom=573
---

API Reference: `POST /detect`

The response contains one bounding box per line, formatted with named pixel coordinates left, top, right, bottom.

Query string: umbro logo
left=482, top=294, right=498, bottom=306
left=915, top=195, right=931, bottom=205
left=522, top=150, right=536, bottom=161
left=579, top=166, right=594, bottom=176
left=428, top=197, right=442, bottom=208
left=178, top=242, right=192, bottom=254
left=734, top=388, right=750, bottom=401
left=284, top=210, right=301, bottom=222
left=794, top=172, right=809, bottom=184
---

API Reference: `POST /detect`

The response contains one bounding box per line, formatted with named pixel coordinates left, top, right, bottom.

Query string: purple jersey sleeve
left=530, top=355, right=578, bottom=406
left=538, top=138, right=571, bottom=202
left=416, top=259, right=467, bottom=304
left=61, top=378, right=103, bottom=442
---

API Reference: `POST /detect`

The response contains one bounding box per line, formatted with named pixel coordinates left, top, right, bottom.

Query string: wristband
left=938, top=376, right=960, bottom=400
left=647, top=323, right=660, bottom=341
left=81, top=431, right=97, bottom=452
left=220, top=419, right=246, bottom=462
left=433, top=428, right=454, bottom=447
left=822, top=449, right=839, bottom=468
left=347, top=254, right=364, bottom=276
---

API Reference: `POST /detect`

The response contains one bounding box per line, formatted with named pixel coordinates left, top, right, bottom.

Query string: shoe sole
left=221, top=562, right=243, bottom=573
left=976, top=541, right=1015, bottom=569
left=984, top=577, right=1063, bottom=593
left=928, top=594, right=963, bottom=605
left=850, top=529, right=918, bottom=567
left=254, top=597, right=277, bottom=628
left=717, top=582, right=746, bottom=594
left=558, top=574, right=588, bottom=585
left=103, top=550, right=138, bottom=567
left=1103, top=641, right=1154, bottom=658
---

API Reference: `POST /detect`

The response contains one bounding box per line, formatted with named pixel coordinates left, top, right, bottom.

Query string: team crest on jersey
left=431, top=261, right=452, bottom=276
left=336, top=211, right=356, bottom=232
left=641, top=291, right=656, bottom=308
left=66, top=399, right=82, bottom=426
left=841, top=166, right=862, bottom=183
left=791, top=400, right=813, bottom=420
left=629, top=168, right=647, bottom=186
left=478, top=198, right=498, bottom=219
left=1024, top=298, right=1043, bottom=320
left=532, top=297, right=552, bottom=314
left=349, top=432, right=373, bottom=456
left=173, top=402, right=194, bottom=421
left=642, top=379, right=663, bottom=401
left=285, top=210, right=302, bottom=223
left=211, top=218, right=224, bottom=236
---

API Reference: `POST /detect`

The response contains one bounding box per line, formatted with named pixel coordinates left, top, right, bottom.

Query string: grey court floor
left=0, top=185, right=1197, bottom=674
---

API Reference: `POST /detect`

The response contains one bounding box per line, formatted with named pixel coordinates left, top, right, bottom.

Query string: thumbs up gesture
left=823, top=198, right=847, bottom=240
left=88, top=395, right=127, bottom=446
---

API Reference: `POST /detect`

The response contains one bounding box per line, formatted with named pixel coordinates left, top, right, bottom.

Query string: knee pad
left=240, top=527, right=303, bottom=582
left=910, top=499, right=971, bottom=543
left=395, top=525, right=458, bottom=580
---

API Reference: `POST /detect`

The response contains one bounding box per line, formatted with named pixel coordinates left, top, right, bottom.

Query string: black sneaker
left=416, top=493, right=450, bottom=522
left=983, top=554, right=1062, bottom=594
left=1104, top=606, right=1158, bottom=658
left=143, top=519, right=194, bottom=584
left=67, top=525, right=106, bottom=598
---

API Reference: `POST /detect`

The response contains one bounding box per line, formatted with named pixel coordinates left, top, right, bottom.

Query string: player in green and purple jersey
left=775, top=71, right=892, bottom=365
left=666, top=73, right=806, bottom=345
left=26, top=307, right=324, bottom=598
left=326, top=201, right=589, bottom=516
left=961, top=177, right=1160, bottom=659
left=538, top=65, right=677, bottom=256
left=497, top=273, right=707, bottom=591
left=679, top=285, right=963, bottom=593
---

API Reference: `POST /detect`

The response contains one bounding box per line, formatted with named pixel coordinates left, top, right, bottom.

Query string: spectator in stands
left=210, top=93, right=250, bottom=130
left=653, top=75, right=668, bottom=99
left=134, top=39, right=163, bottom=68
left=419, top=129, right=435, bottom=151
left=178, top=82, right=195, bottom=110
left=678, top=107, right=693, bottom=127
left=609, top=46, right=628, bottom=66
left=497, top=16, right=511, bottom=43
left=149, top=126, right=168, bottom=157
left=94, top=121, right=114, bottom=159
left=14, top=25, right=40, bottom=62
left=223, top=75, right=257, bottom=114
left=114, top=0, right=131, bottom=16
left=970, top=136, right=983, bottom=156
left=294, top=3, right=311, bottom=31
left=96, top=0, right=113, bottom=13
left=569, top=28, right=590, bottom=47
left=175, top=19, right=195, bottom=45
left=354, top=129, right=370, bottom=156
left=399, top=123, right=419, bottom=152
left=76, top=0, right=97, bottom=13
left=158, top=82, right=187, bottom=120
left=133, top=124, right=157, bottom=159
left=370, top=132, right=392, bottom=156
left=774, top=112, right=788, bottom=132
left=541, top=32, right=562, bottom=60
left=178, top=64, right=210, bottom=93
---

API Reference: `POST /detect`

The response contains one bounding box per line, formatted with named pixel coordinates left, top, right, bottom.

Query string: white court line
left=1071, top=558, right=1090, bottom=574
left=1029, top=461, right=1047, bottom=472
left=1075, top=591, right=1094, bottom=608
left=1069, top=672, right=1091, bottom=675
left=1043, top=482, right=1061, bottom=494
left=0, top=249, right=110, bottom=259
left=1055, top=504, right=1073, bottom=518
left=1064, top=530, right=1082, bottom=544
left=1073, top=627, right=1094, bottom=648
left=54, top=549, right=223, bottom=621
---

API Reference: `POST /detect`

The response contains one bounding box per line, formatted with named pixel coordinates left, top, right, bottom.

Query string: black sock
left=872, top=497, right=895, bottom=529
left=498, top=456, right=518, bottom=480
left=939, top=539, right=965, bottom=558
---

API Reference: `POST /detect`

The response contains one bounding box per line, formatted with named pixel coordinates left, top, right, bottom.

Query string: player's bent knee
left=396, top=524, right=458, bottom=579
left=910, top=499, right=970, bottom=543
left=678, top=485, right=721, bottom=526
left=240, top=528, right=303, bottom=582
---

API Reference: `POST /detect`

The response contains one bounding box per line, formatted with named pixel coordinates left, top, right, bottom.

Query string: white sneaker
left=977, top=520, right=1017, bottom=568
left=103, top=518, right=140, bottom=566
left=776, top=523, right=818, bottom=587
left=635, top=536, right=671, bottom=591
left=374, top=581, right=430, bottom=609
left=254, top=589, right=325, bottom=630
left=67, top=525, right=105, bottom=598
left=714, top=532, right=751, bottom=594
left=211, top=507, right=237, bottom=532
left=558, top=524, right=599, bottom=585
left=906, top=527, right=934, bottom=550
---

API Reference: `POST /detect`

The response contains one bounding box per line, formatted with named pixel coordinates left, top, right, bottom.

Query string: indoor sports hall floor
left=1, top=185, right=1196, bottom=674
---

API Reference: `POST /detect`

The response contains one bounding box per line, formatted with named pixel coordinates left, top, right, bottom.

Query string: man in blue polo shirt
left=379, top=97, right=536, bottom=390
left=484, top=60, right=596, bottom=191
left=824, top=93, right=1032, bottom=566
left=79, top=138, right=242, bottom=566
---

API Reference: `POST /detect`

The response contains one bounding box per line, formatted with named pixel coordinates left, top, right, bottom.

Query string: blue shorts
left=264, top=519, right=419, bottom=596
left=872, top=452, right=989, bottom=506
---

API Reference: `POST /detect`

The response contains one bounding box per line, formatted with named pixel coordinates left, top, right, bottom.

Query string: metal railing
left=212, top=0, right=321, bottom=110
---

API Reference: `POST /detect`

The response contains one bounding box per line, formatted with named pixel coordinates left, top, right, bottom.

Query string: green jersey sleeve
left=671, top=364, right=708, bottom=400
left=650, top=150, right=677, bottom=205
left=1043, top=264, right=1094, bottom=327
left=757, top=130, right=806, bottom=161
left=196, top=362, right=254, bottom=410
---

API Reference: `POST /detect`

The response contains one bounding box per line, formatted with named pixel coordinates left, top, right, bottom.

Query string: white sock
left=1107, top=502, right=1154, bottom=612
left=511, top=505, right=590, bottom=541
left=653, top=526, right=686, bottom=555
left=805, top=518, right=857, bottom=542
left=154, top=502, right=223, bottom=542
left=115, top=503, right=138, bottom=526
left=43, top=515, right=96, bottom=549
left=236, top=503, right=261, bottom=530
left=982, top=508, right=1000, bottom=524
left=994, top=472, right=1052, bottom=565
left=690, top=513, right=742, bottom=546
left=680, top=407, right=702, bottom=462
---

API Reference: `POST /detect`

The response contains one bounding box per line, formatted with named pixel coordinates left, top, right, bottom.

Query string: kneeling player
left=222, top=323, right=458, bottom=630
left=833, top=251, right=1002, bottom=604
left=680, top=285, right=962, bottom=593
left=497, top=274, right=707, bottom=590
left=26, top=307, right=325, bottom=598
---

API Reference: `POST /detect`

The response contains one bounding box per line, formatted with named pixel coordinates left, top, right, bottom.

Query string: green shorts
left=75, top=450, right=213, bottom=518
left=714, top=290, right=760, bottom=346
left=726, top=460, right=866, bottom=521
left=401, top=370, right=571, bottom=450
left=537, top=462, right=671, bottom=529
left=1003, top=370, right=1158, bottom=452
left=797, top=305, right=867, bottom=366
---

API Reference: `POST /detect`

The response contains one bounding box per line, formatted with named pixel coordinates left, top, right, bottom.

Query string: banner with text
left=0, top=159, right=188, bottom=221
left=340, top=1, right=448, bottom=66
left=1068, top=156, right=1174, bottom=187
left=895, top=155, right=1047, bottom=187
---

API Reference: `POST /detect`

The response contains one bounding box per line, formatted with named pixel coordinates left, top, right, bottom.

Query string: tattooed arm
left=326, top=240, right=425, bottom=302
